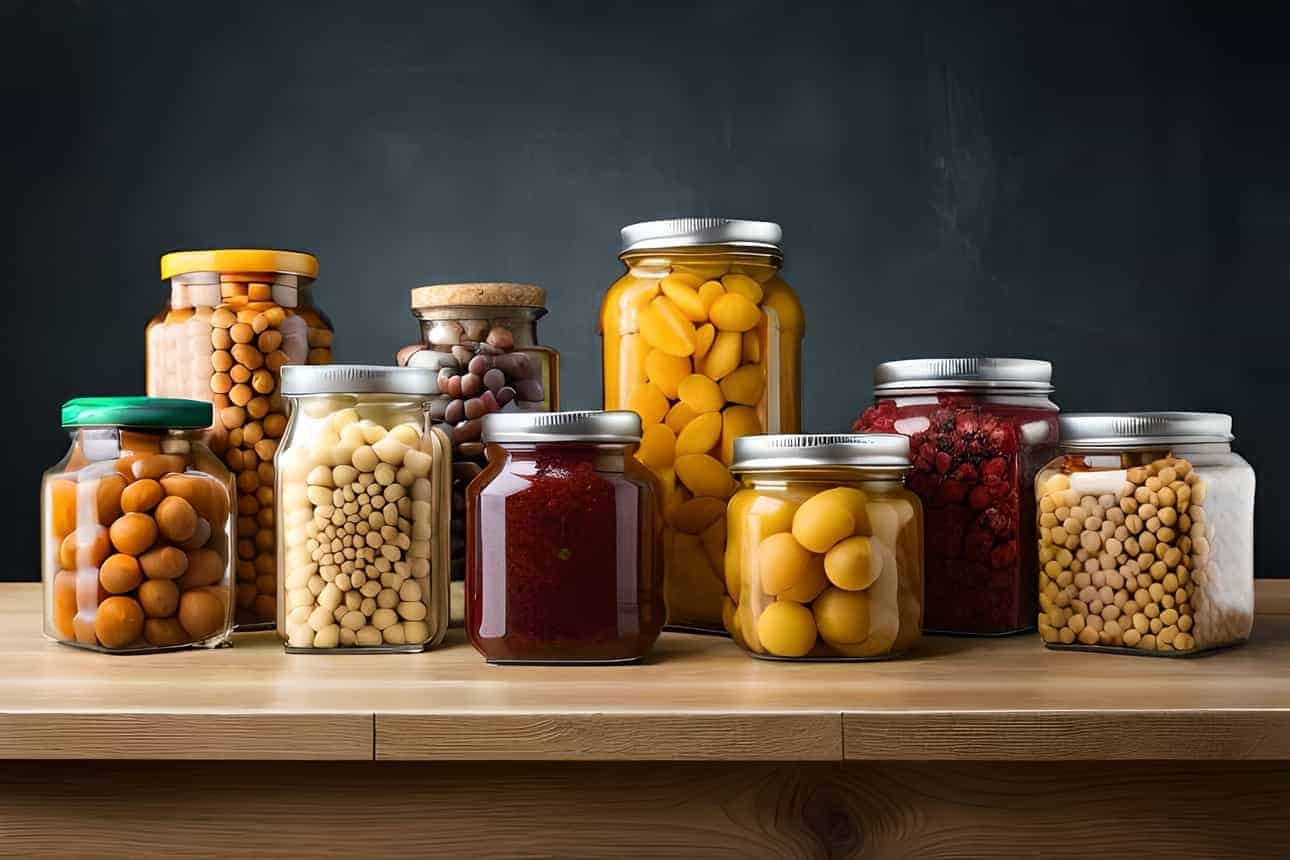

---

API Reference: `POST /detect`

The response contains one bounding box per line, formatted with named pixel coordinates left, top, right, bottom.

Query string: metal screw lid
left=873, top=357, right=1054, bottom=393
left=280, top=365, right=439, bottom=396
left=482, top=410, right=643, bottom=444
left=730, top=434, right=911, bottom=472
left=1058, top=412, right=1234, bottom=448
left=619, top=218, right=782, bottom=254
left=61, top=397, right=212, bottom=429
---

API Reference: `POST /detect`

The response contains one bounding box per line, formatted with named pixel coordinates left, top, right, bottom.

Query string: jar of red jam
left=853, top=358, right=1059, bottom=635
left=465, top=410, right=665, bottom=663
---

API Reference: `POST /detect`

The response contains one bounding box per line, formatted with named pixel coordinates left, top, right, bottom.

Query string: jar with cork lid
left=146, top=249, right=335, bottom=629
left=396, top=282, right=559, bottom=580
left=1034, top=413, right=1255, bottom=655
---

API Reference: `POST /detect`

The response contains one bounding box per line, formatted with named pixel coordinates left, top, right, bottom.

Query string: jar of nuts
left=147, top=249, right=334, bottom=629
left=276, top=365, right=451, bottom=652
left=41, top=398, right=236, bottom=653
left=726, top=434, right=923, bottom=660
left=396, top=283, right=559, bottom=582
left=1035, top=413, right=1255, bottom=655
left=601, top=219, right=804, bottom=633
left=853, top=358, right=1059, bottom=636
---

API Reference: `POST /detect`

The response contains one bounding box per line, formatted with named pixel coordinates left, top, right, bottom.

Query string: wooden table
left=2, top=581, right=1288, bottom=857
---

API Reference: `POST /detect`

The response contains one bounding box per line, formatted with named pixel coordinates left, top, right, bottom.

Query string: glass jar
left=601, top=219, right=804, bottom=633
left=41, top=398, right=236, bottom=653
left=276, top=366, right=451, bottom=652
left=726, top=435, right=923, bottom=659
left=147, top=249, right=335, bottom=629
left=466, top=411, right=664, bottom=664
left=853, top=358, right=1058, bottom=635
left=1035, top=413, right=1254, bottom=655
left=396, top=283, right=559, bottom=582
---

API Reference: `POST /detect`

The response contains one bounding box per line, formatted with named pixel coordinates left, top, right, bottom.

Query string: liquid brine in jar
left=147, top=250, right=334, bottom=628
left=601, top=219, right=804, bottom=632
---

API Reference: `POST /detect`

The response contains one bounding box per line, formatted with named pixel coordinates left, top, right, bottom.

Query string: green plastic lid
left=61, top=397, right=212, bottom=429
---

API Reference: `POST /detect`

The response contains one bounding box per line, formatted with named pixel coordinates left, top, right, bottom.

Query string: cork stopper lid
left=410, top=282, right=546, bottom=309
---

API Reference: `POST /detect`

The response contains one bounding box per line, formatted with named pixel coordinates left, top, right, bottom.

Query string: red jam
left=466, top=443, right=664, bottom=662
left=856, top=395, right=1057, bottom=634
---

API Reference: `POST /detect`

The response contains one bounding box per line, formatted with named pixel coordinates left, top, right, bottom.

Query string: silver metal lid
left=481, top=410, right=642, bottom=444
left=281, top=365, right=438, bottom=396
left=1059, top=412, right=1234, bottom=448
left=873, top=357, right=1054, bottom=393
left=619, top=218, right=782, bottom=254
left=730, top=434, right=911, bottom=472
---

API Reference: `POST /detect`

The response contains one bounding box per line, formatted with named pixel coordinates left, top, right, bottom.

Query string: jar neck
left=740, top=467, right=910, bottom=487
left=1063, top=442, right=1233, bottom=458
left=414, top=305, right=545, bottom=348
left=491, top=441, right=633, bottom=472
left=166, top=272, right=316, bottom=310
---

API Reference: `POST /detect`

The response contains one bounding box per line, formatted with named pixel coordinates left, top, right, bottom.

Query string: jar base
left=1044, top=640, right=1244, bottom=658
left=485, top=655, right=645, bottom=666
left=924, top=625, right=1035, bottom=638
left=54, top=637, right=231, bottom=655
left=284, top=645, right=432, bottom=655
left=747, top=648, right=912, bottom=663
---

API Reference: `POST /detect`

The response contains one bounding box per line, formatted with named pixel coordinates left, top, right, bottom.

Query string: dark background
left=2, top=0, right=1286, bottom=582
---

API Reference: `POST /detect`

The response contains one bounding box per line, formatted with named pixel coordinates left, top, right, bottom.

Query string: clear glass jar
left=466, top=411, right=665, bottom=664
left=276, top=366, right=451, bottom=652
left=726, top=435, right=923, bottom=659
left=147, top=249, right=335, bottom=629
left=396, top=283, right=559, bottom=582
left=1035, top=413, right=1254, bottom=655
left=853, top=358, right=1058, bottom=635
left=41, top=398, right=236, bottom=653
left=601, top=219, right=804, bottom=633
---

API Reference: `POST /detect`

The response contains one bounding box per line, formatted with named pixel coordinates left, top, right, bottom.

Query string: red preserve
left=854, top=359, right=1058, bottom=635
left=466, top=410, right=665, bottom=663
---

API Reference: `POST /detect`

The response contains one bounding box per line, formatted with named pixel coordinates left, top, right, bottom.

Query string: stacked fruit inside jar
left=726, top=482, right=922, bottom=658
left=148, top=263, right=333, bottom=627
left=43, top=426, right=234, bottom=652
left=855, top=396, right=1056, bottom=634
left=606, top=258, right=801, bottom=630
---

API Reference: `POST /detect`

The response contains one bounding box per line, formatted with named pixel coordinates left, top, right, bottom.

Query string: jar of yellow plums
left=725, top=434, right=923, bottom=660
left=600, top=219, right=804, bottom=632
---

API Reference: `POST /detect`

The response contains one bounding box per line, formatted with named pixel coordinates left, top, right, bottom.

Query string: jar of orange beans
left=600, top=219, right=804, bottom=632
left=41, top=398, right=235, bottom=653
left=146, top=249, right=334, bottom=628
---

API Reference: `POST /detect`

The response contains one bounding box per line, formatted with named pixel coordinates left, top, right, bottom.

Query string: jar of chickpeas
left=1035, top=413, right=1255, bottom=655
left=147, top=249, right=334, bottom=629
left=726, top=434, right=923, bottom=660
left=601, top=219, right=804, bottom=632
left=41, top=398, right=236, bottom=653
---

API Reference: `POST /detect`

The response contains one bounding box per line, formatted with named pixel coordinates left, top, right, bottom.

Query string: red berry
left=968, top=484, right=992, bottom=510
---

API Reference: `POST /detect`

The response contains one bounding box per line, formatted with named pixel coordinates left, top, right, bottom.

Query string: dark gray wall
left=3, top=0, right=1286, bottom=581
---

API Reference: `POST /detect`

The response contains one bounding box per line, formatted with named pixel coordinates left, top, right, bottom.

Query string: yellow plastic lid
left=160, top=249, right=319, bottom=280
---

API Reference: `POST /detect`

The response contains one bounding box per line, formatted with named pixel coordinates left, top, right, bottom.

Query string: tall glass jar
left=601, top=219, right=804, bottom=633
left=396, top=283, right=559, bottom=582
left=147, top=249, right=334, bottom=629
left=276, top=366, right=451, bottom=652
left=41, top=398, right=236, bottom=653
left=1035, top=413, right=1254, bottom=655
left=466, top=411, right=664, bottom=664
left=726, top=435, right=923, bottom=660
left=853, top=358, right=1059, bottom=635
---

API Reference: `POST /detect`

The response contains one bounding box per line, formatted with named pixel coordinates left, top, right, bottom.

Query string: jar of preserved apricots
left=726, top=434, right=923, bottom=660
left=41, top=398, right=236, bottom=653
left=147, top=249, right=334, bottom=629
left=1035, top=413, right=1254, bottom=655
left=601, top=219, right=804, bottom=632
left=396, top=283, right=559, bottom=582
left=853, top=358, right=1058, bottom=636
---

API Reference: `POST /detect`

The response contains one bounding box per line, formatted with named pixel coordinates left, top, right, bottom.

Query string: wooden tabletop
left=1, top=582, right=1287, bottom=762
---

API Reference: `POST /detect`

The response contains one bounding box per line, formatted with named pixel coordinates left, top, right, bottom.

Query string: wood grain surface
left=1, top=760, right=1287, bottom=858
left=0, top=582, right=1287, bottom=761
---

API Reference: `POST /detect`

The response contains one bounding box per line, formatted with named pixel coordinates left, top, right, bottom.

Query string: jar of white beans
left=276, top=365, right=451, bottom=653
left=1034, top=413, right=1255, bottom=655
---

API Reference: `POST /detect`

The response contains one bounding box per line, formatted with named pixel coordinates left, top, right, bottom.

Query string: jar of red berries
left=853, top=358, right=1058, bottom=635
